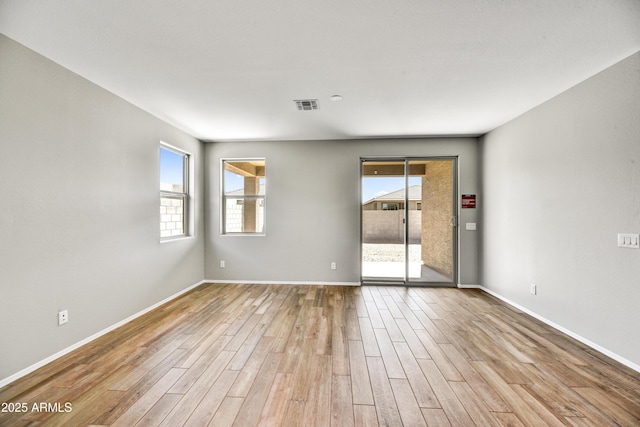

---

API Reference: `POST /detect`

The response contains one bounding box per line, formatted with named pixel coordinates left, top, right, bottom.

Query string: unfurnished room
left=1, top=1, right=639, bottom=426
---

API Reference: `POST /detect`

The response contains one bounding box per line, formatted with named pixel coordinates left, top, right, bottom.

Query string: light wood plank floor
left=1, top=284, right=640, bottom=426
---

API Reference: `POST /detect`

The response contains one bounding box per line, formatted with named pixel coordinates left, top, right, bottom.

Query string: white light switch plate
left=618, top=233, right=639, bottom=248
left=466, top=223, right=477, bottom=231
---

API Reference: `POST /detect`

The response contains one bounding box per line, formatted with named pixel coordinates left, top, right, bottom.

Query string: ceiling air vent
left=294, top=99, right=319, bottom=111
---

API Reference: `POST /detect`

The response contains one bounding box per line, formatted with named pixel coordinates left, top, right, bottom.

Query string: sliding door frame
left=360, top=156, right=458, bottom=287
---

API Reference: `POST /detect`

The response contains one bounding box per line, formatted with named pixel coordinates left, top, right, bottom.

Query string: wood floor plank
left=457, top=327, right=531, bottom=384
left=262, top=288, right=299, bottom=338
left=2, top=284, right=640, bottom=427
left=159, top=350, right=235, bottom=427
left=394, top=317, right=431, bottom=359
left=169, top=335, right=233, bottom=393
left=348, top=339, right=374, bottom=405
left=354, top=291, right=369, bottom=317
left=421, top=408, right=453, bottom=427
left=369, top=287, right=388, bottom=310
left=563, top=415, right=610, bottom=427
left=573, top=386, right=640, bottom=426
left=224, top=313, right=263, bottom=352
left=280, top=400, right=307, bottom=427
left=331, top=325, right=350, bottom=376
left=135, top=393, right=183, bottom=426
left=111, top=367, right=185, bottom=427
left=492, top=412, right=527, bottom=427
left=365, top=300, right=385, bottom=328
left=276, top=316, right=305, bottom=374
left=379, top=308, right=405, bottom=342
left=353, top=405, right=379, bottom=427
left=418, top=359, right=475, bottom=427
left=449, top=381, right=501, bottom=427
left=23, top=365, right=134, bottom=427
left=522, top=363, right=618, bottom=425
left=396, top=300, right=425, bottom=329
left=414, top=329, right=464, bottom=382
left=210, top=396, right=244, bottom=427
left=229, top=327, right=272, bottom=371
left=390, top=378, right=428, bottom=426
left=471, top=360, right=555, bottom=426
left=344, top=307, right=362, bottom=341
left=410, top=295, right=443, bottom=321
left=373, top=328, right=406, bottom=379
left=303, top=354, right=332, bottom=427
left=393, top=341, right=440, bottom=409
left=509, top=384, right=568, bottom=427
left=382, top=294, right=405, bottom=319
left=366, top=356, right=403, bottom=426
left=331, top=374, right=355, bottom=427
left=109, top=338, right=189, bottom=392
left=95, top=348, right=189, bottom=425
left=232, top=352, right=283, bottom=427
left=573, top=365, right=640, bottom=417
left=431, top=317, right=484, bottom=361
left=256, top=372, right=294, bottom=427
left=175, top=322, right=231, bottom=369
left=182, top=369, right=239, bottom=426
left=290, top=339, right=319, bottom=401
left=49, top=389, right=127, bottom=427
left=358, top=316, right=382, bottom=357
left=439, top=342, right=509, bottom=412
left=316, top=313, right=332, bottom=356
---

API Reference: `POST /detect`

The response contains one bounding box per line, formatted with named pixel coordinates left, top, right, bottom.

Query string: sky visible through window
left=224, top=170, right=244, bottom=193
left=224, top=171, right=418, bottom=201
left=224, top=171, right=266, bottom=192
left=362, top=176, right=421, bottom=203
left=160, top=147, right=184, bottom=188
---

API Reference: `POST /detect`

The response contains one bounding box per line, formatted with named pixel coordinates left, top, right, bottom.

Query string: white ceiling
left=1, top=0, right=639, bottom=142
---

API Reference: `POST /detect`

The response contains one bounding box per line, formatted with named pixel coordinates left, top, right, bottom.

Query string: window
left=222, top=158, right=266, bottom=234
left=160, top=145, right=189, bottom=239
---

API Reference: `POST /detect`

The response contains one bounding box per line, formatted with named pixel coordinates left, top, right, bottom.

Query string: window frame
left=221, top=157, right=266, bottom=236
left=160, top=143, right=190, bottom=241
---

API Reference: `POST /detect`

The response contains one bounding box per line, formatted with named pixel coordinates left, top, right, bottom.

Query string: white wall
left=480, top=51, right=640, bottom=367
left=0, top=35, right=204, bottom=382
left=204, top=138, right=479, bottom=285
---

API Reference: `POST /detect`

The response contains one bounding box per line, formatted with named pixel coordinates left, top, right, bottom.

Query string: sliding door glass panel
left=407, top=159, right=455, bottom=284
left=361, top=161, right=406, bottom=281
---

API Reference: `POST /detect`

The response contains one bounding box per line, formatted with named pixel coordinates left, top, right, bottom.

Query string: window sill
left=160, top=235, right=193, bottom=243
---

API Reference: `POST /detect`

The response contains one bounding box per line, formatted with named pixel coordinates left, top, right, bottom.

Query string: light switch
left=618, top=233, right=640, bottom=248
left=466, top=223, right=477, bottom=231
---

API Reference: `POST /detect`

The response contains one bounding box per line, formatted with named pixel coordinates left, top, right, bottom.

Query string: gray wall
left=480, top=51, right=640, bottom=367
left=205, top=138, right=479, bottom=285
left=0, top=35, right=204, bottom=381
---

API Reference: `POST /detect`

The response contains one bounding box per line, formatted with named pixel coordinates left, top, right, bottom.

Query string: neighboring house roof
left=364, top=185, right=421, bottom=204
left=227, top=184, right=265, bottom=196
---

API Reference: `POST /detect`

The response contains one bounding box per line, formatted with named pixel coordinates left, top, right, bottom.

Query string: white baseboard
left=0, top=279, right=207, bottom=389
left=205, top=280, right=361, bottom=286
left=457, top=284, right=481, bottom=289
left=476, top=285, right=640, bottom=374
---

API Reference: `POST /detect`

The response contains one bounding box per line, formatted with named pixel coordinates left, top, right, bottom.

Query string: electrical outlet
left=331, top=262, right=337, bottom=270
left=530, top=284, right=537, bottom=295
left=58, top=310, right=69, bottom=326
left=220, top=260, right=225, bottom=268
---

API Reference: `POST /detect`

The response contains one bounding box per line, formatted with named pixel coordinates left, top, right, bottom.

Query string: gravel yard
left=362, top=244, right=421, bottom=262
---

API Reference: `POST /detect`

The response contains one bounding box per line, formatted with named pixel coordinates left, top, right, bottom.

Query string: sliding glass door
left=361, top=160, right=407, bottom=282
left=361, top=158, right=457, bottom=286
